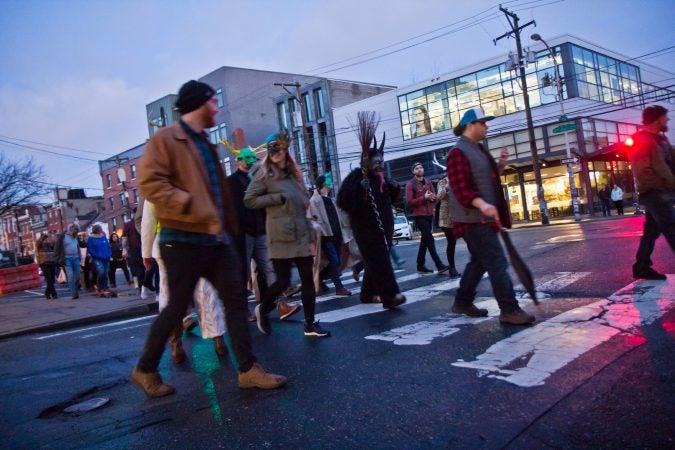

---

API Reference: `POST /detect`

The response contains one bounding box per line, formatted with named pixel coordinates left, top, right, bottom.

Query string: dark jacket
left=228, top=169, right=266, bottom=236
left=405, top=177, right=437, bottom=217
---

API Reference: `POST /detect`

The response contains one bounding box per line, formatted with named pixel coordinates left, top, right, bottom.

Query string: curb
left=0, top=302, right=159, bottom=341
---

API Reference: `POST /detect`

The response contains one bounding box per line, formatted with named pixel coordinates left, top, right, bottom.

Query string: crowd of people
left=36, top=79, right=674, bottom=398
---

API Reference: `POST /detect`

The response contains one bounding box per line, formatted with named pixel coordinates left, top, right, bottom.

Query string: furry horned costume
left=336, top=112, right=406, bottom=309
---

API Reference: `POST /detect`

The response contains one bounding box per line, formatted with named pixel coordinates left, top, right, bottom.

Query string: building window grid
left=133, top=189, right=139, bottom=204
left=106, top=174, right=112, bottom=188
left=302, top=93, right=314, bottom=122
left=277, top=102, right=289, bottom=130
left=108, top=198, right=114, bottom=211
left=398, top=47, right=566, bottom=140
left=215, top=89, right=224, bottom=108
left=130, top=164, right=136, bottom=179
left=314, top=88, right=326, bottom=118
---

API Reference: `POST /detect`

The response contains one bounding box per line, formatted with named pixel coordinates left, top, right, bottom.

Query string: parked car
left=393, top=215, right=413, bottom=240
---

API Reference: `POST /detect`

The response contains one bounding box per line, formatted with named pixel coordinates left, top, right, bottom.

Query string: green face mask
left=237, top=148, right=258, bottom=165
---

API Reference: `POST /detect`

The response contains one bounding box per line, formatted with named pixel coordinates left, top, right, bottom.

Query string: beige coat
left=244, top=168, right=314, bottom=260
left=436, top=176, right=453, bottom=229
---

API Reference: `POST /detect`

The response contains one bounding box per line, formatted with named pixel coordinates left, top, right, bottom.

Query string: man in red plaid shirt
left=445, top=108, right=535, bottom=325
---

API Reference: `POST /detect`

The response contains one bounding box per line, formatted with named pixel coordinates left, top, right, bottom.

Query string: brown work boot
left=335, top=287, right=351, bottom=296
left=499, top=308, right=535, bottom=325
left=277, top=299, right=302, bottom=321
left=238, top=362, right=287, bottom=389
left=169, top=326, right=186, bottom=364
left=451, top=303, right=489, bottom=317
left=130, top=366, right=176, bottom=398
left=213, top=335, right=228, bottom=357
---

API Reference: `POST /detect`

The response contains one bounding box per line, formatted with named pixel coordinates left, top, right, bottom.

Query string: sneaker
left=304, top=321, right=331, bottom=337
left=499, top=308, right=535, bottom=325
left=436, top=265, right=449, bottom=274
left=335, top=287, right=352, bottom=296
left=140, top=286, right=150, bottom=300
left=451, top=303, right=488, bottom=317
left=448, top=268, right=461, bottom=278
left=277, top=299, right=302, bottom=320
left=417, top=266, right=433, bottom=274
left=130, top=366, right=176, bottom=398
left=238, top=362, right=287, bottom=389
left=255, top=304, right=272, bottom=335
left=633, top=268, right=667, bottom=280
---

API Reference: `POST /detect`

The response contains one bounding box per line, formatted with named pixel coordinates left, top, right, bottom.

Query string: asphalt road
left=1, top=216, right=673, bottom=449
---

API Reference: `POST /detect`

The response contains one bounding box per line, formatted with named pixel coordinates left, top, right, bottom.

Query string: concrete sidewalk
left=0, top=280, right=158, bottom=340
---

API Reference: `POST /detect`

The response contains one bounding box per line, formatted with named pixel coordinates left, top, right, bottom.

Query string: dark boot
left=169, top=326, right=186, bottom=364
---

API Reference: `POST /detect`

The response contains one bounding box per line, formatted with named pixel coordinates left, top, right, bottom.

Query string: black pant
left=613, top=200, right=624, bottom=215
left=108, top=258, right=131, bottom=285
left=261, top=256, right=316, bottom=323
left=441, top=227, right=458, bottom=270
left=415, top=215, right=443, bottom=269
left=137, top=242, right=255, bottom=373
left=142, top=259, right=159, bottom=290
left=40, top=263, right=58, bottom=298
left=127, top=248, right=145, bottom=287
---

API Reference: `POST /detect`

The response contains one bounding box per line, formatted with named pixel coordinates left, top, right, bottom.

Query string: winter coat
left=36, top=237, right=56, bottom=265
left=610, top=187, right=624, bottom=202
left=630, top=130, right=675, bottom=194
left=87, top=233, right=112, bottom=261
left=244, top=167, right=314, bottom=260
left=137, top=122, right=239, bottom=238
left=436, top=176, right=453, bottom=229
left=405, top=177, right=437, bottom=217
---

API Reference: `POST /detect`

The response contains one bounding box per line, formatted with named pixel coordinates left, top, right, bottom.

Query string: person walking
left=436, top=175, right=461, bottom=278
left=309, top=175, right=351, bottom=297
left=132, top=80, right=286, bottom=397
left=36, top=233, right=58, bottom=299
left=446, top=108, right=535, bottom=325
left=611, top=185, right=624, bottom=215
left=598, top=184, right=612, bottom=216
left=226, top=144, right=300, bottom=320
left=630, top=105, right=675, bottom=280
left=406, top=162, right=449, bottom=274
left=245, top=132, right=330, bottom=338
left=122, top=213, right=147, bottom=294
left=54, top=224, right=82, bottom=299
left=108, top=232, right=131, bottom=288
left=336, top=128, right=406, bottom=309
left=87, top=224, right=115, bottom=298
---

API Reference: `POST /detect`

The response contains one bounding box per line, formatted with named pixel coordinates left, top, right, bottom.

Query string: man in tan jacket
left=130, top=80, right=286, bottom=397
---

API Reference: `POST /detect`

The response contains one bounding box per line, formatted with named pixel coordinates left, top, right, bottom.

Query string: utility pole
left=274, top=82, right=317, bottom=184
left=495, top=6, right=550, bottom=225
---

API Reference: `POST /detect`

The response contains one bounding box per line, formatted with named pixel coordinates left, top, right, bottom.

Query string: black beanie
left=175, top=80, right=215, bottom=115
left=642, top=105, right=667, bottom=125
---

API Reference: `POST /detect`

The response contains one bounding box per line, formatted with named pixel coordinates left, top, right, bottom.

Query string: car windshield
left=394, top=216, right=407, bottom=224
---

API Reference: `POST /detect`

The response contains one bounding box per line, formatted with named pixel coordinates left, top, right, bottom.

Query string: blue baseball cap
left=459, top=108, right=495, bottom=126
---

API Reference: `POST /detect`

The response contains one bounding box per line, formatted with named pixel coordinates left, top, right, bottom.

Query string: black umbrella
left=501, top=230, right=538, bottom=305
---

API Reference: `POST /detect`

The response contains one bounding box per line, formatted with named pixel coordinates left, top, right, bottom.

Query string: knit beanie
left=175, top=80, right=215, bottom=115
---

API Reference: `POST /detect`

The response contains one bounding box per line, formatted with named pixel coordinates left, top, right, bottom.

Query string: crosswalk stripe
left=364, top=272, right=592, bottom=345
left=452, top=276, right=674, bottom=387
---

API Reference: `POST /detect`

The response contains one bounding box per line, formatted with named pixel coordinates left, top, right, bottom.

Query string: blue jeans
left=245, top=233, right=276, bottom=287
left=320, top=239, right=343, bottom=289
left=455, top=225, right=519, bottom=313
left=634, top=191, right=675, bottom=273
left=93, top=259, right=110, bottom=290
left=63, top=256, right=81, bottom=295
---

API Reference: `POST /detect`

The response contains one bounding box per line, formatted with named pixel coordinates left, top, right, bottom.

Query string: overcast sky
left=1, top=0, right=674, bottom=197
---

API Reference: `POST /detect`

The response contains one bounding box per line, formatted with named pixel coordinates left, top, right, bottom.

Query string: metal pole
left=532, top=34, right=581, bottom=221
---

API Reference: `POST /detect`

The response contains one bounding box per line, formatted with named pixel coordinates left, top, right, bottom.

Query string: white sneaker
left=141, top=286, right=149, bottom=299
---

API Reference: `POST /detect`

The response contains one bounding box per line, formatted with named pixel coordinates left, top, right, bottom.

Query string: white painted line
left=452, top=276, right=675, bottom=387
left=515, top=272, right=591, bottom=300
left=80, top=322, right=150, bottom=339
left=316, top=278, right=462, bottom=323
left=34, top=315, right=157, bottom=340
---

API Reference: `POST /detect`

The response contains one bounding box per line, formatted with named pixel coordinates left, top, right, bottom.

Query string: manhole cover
left=64, top=397, right=110, bottom=413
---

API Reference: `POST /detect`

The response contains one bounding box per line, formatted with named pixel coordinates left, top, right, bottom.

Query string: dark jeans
left=127, top=248, right=145, bottom=287
left=455, top=224, right=519, bottom=313
left=262, top=256, right=316, bottom=323
left=108, top=258, right=131, bottom=285
left=142, top=259, right=159, bottom=291
left=320, top=239, right=343, bottom=289
left=92, top=259, right=110, bottom=290
left=634, top=191, right=675, bottom=274
left=613, top=200, right=624, bottom=215
left=40, top=263, right=58, bottom=298
left=137, top=242, right=255, bottom=373
left=415, top=215, right=443, bottom=269
left=600, top=199, right=611, bottom=216
left=441, top=227, right=458, bottom=270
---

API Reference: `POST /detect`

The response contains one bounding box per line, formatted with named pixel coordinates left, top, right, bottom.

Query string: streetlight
left=531, top=33, right=581, bottom=221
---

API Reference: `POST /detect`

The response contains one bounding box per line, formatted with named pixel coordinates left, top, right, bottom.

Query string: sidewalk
left=0, top=280, right=158, bottom=340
